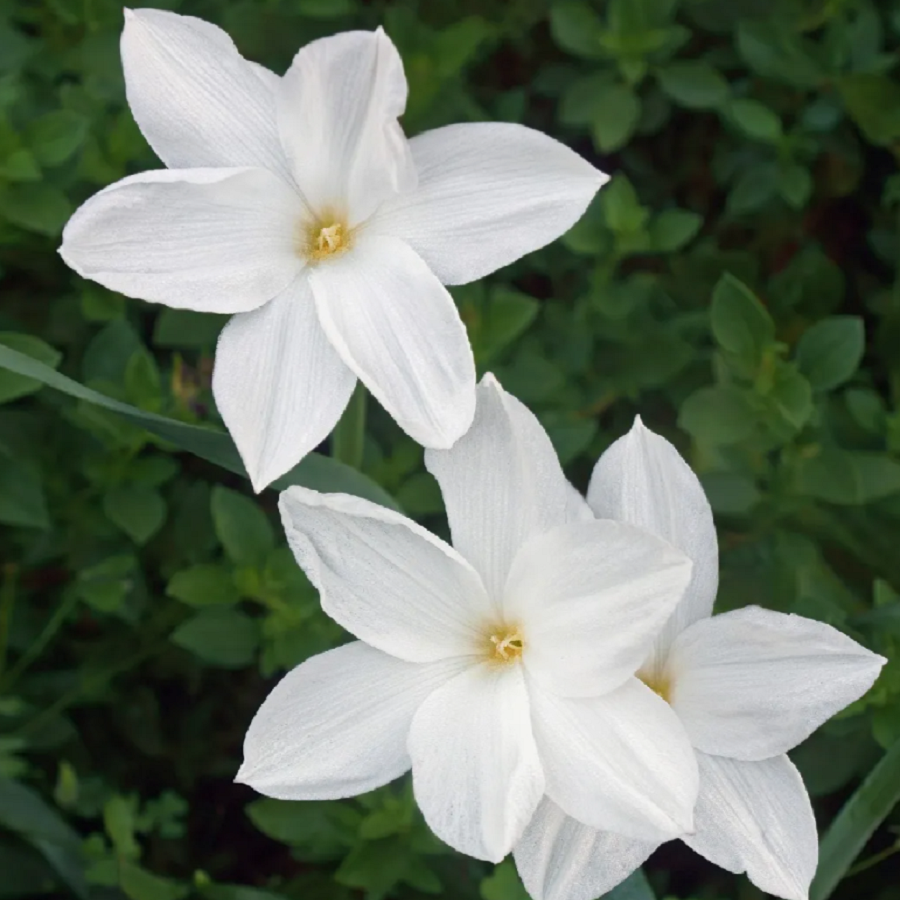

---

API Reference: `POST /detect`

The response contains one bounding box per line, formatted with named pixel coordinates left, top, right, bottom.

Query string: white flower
left=238, top=376, right=701, bottom=863
left=515, top=418, right=887, bottom=900
left=58, top=10, right=607, bottom=491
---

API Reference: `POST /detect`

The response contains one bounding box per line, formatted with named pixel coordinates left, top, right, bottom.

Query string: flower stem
left=332, top=383, right=367, bottom=471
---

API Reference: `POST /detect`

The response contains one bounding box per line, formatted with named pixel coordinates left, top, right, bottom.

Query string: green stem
left=332, top=383, right=367, bottom=471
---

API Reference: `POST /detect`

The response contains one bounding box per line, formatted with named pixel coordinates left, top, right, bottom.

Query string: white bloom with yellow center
left=59, top=10, right=607, bottom=491
left=515, top=418, right=886, bottom=900
left=238, top=377, right=701, bottom=862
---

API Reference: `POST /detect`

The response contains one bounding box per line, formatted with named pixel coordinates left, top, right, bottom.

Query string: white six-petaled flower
left=238, top=376, right=703, bottom=863
left=59, top=9, right=608, bottom=491
left=515, top=418, right=886, bottom=900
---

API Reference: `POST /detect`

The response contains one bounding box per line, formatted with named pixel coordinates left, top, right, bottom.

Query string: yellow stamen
left=304, top=219, right=350, bottom=262
left=638, top=670, right=672, bottom=703
left=487, top=627, right=525, bottom=664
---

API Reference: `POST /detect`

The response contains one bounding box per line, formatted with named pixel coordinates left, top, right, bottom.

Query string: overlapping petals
left=277, top=28, right=416, bottom=222
left=514, top=799, right=657, bottom=900
left=667, top=606, right=885, bottom=760
left=504, top=521, right=692, bottom=696
left=587, top=416, right=719, bottom=672
left=425, top=376, right=573, bottom=598
left=529, top=680, right=698, bottom=841
left=308, top=235, right=476, bottom=449
left=408, top=665, right=544, bottom=862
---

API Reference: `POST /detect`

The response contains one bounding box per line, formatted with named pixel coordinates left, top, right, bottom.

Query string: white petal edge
left=278, top=486, right=494, bottom=662
left=237, top=641, right=467, bottom=799
left=682, top=753, right=818, bottom=900
left=667, top=606, right=886, bottom=760
left=425, top=375, right=571, bottom=600
left=277, top=28, right=415, bottom=224
left=309, top=234, right=475, bottom=449
left=503, top=520, right=693, bottom=697
left=408, top=663, right=544, bottom=862
left=121, top=9, right=290, bottom=178
left=587, top=415, right=719, bottom=674
left=529, top=677, right=699, bottom=842
left=369, top=122, right=607, bottom=284
left=514, top=798, right=658, bottom=900
left=213, top=274, right=356, bottom=492
left=60, top=167, right=304, bottom=312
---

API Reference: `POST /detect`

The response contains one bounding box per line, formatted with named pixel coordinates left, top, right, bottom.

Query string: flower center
left=638, top=669, right=672, bottom=703
left=304, top=218, right=350, bottom=263
left=487, top=626, right=525, bottom=664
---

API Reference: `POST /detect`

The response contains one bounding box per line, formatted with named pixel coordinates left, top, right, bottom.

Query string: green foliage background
left=2, top=0, right=900, bottom=899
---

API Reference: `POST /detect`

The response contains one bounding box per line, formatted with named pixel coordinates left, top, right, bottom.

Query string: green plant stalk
left=810, top=735, right=900, bottom=900
left=332, top=383, right=367, bottom=471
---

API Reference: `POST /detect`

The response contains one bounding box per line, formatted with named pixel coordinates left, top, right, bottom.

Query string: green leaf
left=480, top=859, right=529, bottom=900
left=0, top=453, right=49, bottom=529
left=727, top=163, right=778, bottom=215
left=591, top=83, right=641, bottom=152
left=725, top=98, right=783, bottom=143
left=296, top=0, right=354, bottom=17
left=0, top=344, right=398, bottom=509
left=0, top=182, right=72, bottom=235
left=0, top=776, right=88, bottom=899
left=649, top=208, right=702, bottom=252
left=24, top=110, right=88, bottom=167
left=167, top=564, right=239, bottom=607
left=103, top=485, right=166, bottom=544
left=657, top=61, right=729, bottom=109
left=210, top=486, right=274, bottom=566
left=103, top=796, right=140, bottom=859
left=795, top=449, right=900, bottom=505
left=679, top=385, right=756, bottom=445
left=171, top=607, right=260, bottom=669
left=550, top=2, right=605, bottom=60
left=766, top=363, right=812, bottom=432
left=838, top=74, right=900, bottom=145
left=779, top=163, right=813, bottom=209
left=710, top=273, right=775, bottom=371
left=0, top=332, right=62, bottom=404
left=810, top=736, right=900, bottom=900
left=474, top=288, right=540, bottom=363
left=120, top=861, right=188, bottom=900
left=602, top=176, right=648, bottom=235
left=796, top=316, right=865, bottom=392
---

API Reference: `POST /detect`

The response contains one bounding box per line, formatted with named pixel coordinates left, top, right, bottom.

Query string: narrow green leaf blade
left=810, top=735, right=900, bottom=900
left=0, top=344, right=397, bottom=509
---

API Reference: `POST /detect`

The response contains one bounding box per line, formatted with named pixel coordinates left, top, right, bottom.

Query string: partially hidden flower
left=515, top=417, right=887, bottom=900
left=238, top=376, right=700, bottom=863
left=59, top=9, right=607, bottom=491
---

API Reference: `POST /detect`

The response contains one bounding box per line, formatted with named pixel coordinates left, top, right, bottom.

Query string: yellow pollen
left=488, top=628, right=524, bottom=664
left=305, top=220, right=350, bottom=262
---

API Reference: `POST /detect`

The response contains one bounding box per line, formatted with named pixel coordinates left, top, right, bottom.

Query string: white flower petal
left=504, top=520, right=693, bottom=696
left=278, top=487, right=493, bottom=662
left=514, top=798, right=657, bottom=900
left=60, top=167, right=304, bottom=312
left=369, top=122, right=606, bottom=284
left=529, top=678, right=698, bottom=842
left=565, top=482, right=595, bottom=523
left=121, top=9, right=289, bottom=177
left=425, top=375, right=571, bottom=599
left=212, top=275, right=356, bottom=492
left=668, top=606, right=886, bottom=761
left=408, top=663, right=544, bottom=862
left=682, top=753, right=817, bottom=900
left=309, top=234, right=475, bottom=449
left=277, top=28, right=415, bottom=224
left=587, top=416, right=719, bottom=673
left=237, top=641, right=466, bottom=799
